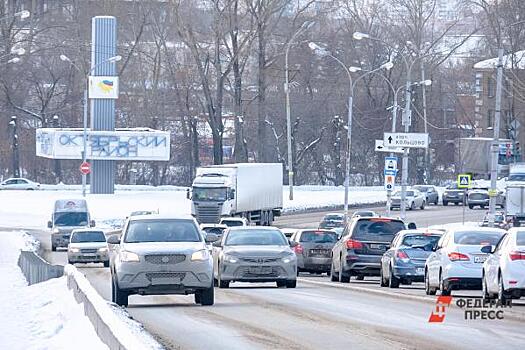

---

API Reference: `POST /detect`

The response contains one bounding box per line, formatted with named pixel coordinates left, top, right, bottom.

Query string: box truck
left=188, top=163, right=283, bottom=225
left=506, top=163, right=525, bottom=226
left=458, top=137, right=516, bottom=177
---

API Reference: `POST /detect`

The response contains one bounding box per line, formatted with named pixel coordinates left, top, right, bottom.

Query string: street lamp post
left=9, top=116, right=20, bottom=178
left=285, top=21, right=314, bottom=200
left=309, top=42, right=393, bottom=219
left=60, top=54, right=122, bottom=197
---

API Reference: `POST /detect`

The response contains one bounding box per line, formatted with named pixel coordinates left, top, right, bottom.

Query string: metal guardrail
left=17, top=250, right=64, bottom=285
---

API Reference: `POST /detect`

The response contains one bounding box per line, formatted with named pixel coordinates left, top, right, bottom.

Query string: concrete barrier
left=64, top=265, right=163, bottom=350
left=17, top=250, right=64, bottom=285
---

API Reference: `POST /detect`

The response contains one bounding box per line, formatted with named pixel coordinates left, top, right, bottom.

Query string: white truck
left=458, top=137, right=516, bottom=177
left=188, top=163, right=283, bottom=225
left=506, top=163, right=525, bottom=226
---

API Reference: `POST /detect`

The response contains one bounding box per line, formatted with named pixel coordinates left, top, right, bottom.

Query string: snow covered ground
left=0, top=185, right=386, bottom=230
left=0, top=230, right=108, bottom=350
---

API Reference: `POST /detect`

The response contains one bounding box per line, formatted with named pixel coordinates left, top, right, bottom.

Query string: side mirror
left=212, top=240, right=222, bottom=247
left=47, top=221, right=52, bottom=229
left=90, top=220, right=96, bottom=227
left=107, top=235, right=120, bottom=245
left=229, top=189, right=235, bottom=200
left=431, top=243, right=439, bottom=252
left=408, top=222, right=417, bottom=229
left=205, top=233, right=219, bottom=243
left=289, top=240, right=299, bottom=248
left=481, top=245, right=493, bottom=254
left=186, top=188, right=191, bottom=200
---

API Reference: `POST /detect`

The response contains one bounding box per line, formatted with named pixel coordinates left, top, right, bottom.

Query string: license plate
left=369, top=244, right=385, bottom=250
left=310, top=249, right=329, bottom=255
left=474, top=256, right=487, bottom=263
left=249, top=266, right=272, bottom=275
left=416, top=267, right=425, bottom=274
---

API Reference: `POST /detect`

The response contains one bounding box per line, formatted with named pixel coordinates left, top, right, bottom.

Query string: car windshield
left=352, top=219, right=405, bottom=242
left=124, top=219, right=201, bottom=243
left=483, top=214, right=504, bottom=223
left=300, top=231, right=338, bottom=243
left=447, top=183, right=458, bottom=189
left=221, top=220, right=244, bottom=227
left=517, top=232, right=525, bottom=246
left=324, top=215, right=343, bottom=221
left=509, top=174, right=525, bottom=181
left=71, top=231, right=106, bottom=243
left=454, top=231, right=504, bottom=245
left=54, top=212, right=88, bottom=227
left=193, top=187, right=227, bottom=201
left=225, top=229, right=287, bottom=246
left=400, top=234, right=441, bottom=250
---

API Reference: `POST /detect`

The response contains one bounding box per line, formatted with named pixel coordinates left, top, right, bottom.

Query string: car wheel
left=498, top=273, right=511, bottom=305
left=199, top=285, right=215, bottom=306
left=454, top=202, right=459, bottom=206
left=276, top=280, right=287, bottom=288
left=443, top=201, right=448, bottom=206
left=51, top=244, right=56, bottom=252
left=103, top=261, right=110, bottom=268
left=420, top=201, right=425, bottom=210
left=380, top=268, right=387, bottom=287
left=425, top=270, right=436, bottom=295
left=409, top=201, right=415, bottom=210
left=218, top=273, right=230, bottom=289
left=330, top=261, right=339, bottom=282
left=388, top=265, right=400, bottom=288
left=434, top=199, right=439, bottom=205
left=194, top=292, right=202, bottom=304
left=482, top=272, right=493, bottom=301
left=468, top=204, right=473, bottom=209
left=112, top=275, right=128, bottom=307
left=439, top=271, right=451, bottom=296
left=286, top=279, right=297, bottom=288
left=339, top=259, right=350, bottom=283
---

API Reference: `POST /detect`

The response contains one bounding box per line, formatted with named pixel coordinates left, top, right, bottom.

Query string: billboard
left=36, top=128, right=170, bottom=161
left=88, top=76, right=119, bottom=99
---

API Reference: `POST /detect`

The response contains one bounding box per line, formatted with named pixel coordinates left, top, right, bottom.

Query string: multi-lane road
left=22, top=205, right=525, bottom=349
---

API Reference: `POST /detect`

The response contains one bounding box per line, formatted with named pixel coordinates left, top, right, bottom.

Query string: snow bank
left=0, top=231, right=108, bottom=350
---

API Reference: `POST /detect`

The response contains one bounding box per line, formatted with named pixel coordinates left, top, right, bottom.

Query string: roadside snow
left=0, top=231, right=108, bottom=350
left=0, top=185, right=386, bottom=230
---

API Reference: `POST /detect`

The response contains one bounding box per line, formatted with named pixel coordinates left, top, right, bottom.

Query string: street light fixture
left=284, top=20, right=314, bottom=200
left=309, top=42, right=394, bottom=219
left=16, top=10, right=31, bottom=19
left=60, top=54, right=122, bottom=197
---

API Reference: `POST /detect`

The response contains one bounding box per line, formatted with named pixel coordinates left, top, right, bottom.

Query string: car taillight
left=396, top=250, right=409, bottom=259
left=509, top=251, right=525, bottom=261
left=294, top=244, right=304, bottom=254
left=448, top=252, right=470, bottom=261
left=346, top=239, right=363, bottom=249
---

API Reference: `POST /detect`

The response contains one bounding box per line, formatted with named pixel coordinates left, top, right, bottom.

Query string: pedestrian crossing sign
left=457, top=174, right=471, bottom=189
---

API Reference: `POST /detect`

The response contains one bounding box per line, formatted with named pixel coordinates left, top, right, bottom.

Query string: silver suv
left=108, top=215, right=218, bottom=307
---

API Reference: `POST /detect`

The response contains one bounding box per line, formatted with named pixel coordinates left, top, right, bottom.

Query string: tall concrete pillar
left=90, top=16, right=117, bottom=194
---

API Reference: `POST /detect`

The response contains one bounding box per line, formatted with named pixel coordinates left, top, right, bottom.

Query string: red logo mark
left=428, top=296, right=453, bottom=323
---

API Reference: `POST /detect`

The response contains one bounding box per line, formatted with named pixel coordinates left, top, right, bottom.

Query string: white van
left=48, top=199, right=95, bottom=251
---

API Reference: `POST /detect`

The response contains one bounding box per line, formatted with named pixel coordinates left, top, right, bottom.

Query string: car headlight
left=282, top=256, right=295, bottom=264
left=53, top=228, right=60, bottom=234
left=120, top=251, right=140, bottom=262
left=98, top=247, right=108, bottom=252
left=223, top=254, right=238, bottom=264
left=191, top=249, right=210, bottom=261
left=69, top=248, right=80, bottom=253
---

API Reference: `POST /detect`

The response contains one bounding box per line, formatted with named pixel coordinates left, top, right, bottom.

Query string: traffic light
left=429, top=148, right=436, bottom=164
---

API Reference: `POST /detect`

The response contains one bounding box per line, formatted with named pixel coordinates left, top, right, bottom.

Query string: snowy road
left=24, top=205, right=525, bottom=350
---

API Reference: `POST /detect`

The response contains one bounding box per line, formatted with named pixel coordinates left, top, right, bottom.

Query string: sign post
left=457, top=174, right=472, bottom=225
left=384, top=156, right=398, bottom=217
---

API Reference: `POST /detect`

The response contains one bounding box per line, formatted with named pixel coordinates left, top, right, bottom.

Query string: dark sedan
left=319, top=213, right=345, bottom=229
left=380, top=229, right=443, bottom=288
left=290, top=229, right=338, bottom=275
left=412, top=185, right=439, bottom=205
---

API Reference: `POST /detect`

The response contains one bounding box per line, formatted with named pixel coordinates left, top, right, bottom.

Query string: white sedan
left=482, top=228, right=525, bottom=303
left=425, top=227, right=505, bottom=296
left=390, top=189, right=426, bottom=210
left=0, top=177, right=40, bottom=190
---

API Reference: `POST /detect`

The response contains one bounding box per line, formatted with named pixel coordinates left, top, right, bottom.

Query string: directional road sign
left=375, top=140, right=405, bottom=153
left=457, top=174, right=471, bottom=189
left=384, top=132, right=429, bottom=149
left=80, top=161, right=91, bottom=175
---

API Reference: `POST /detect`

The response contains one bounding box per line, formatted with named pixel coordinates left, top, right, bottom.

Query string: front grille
left=80, top=249, right=98, bottom=254
left=145, top=272, right=186, bottom=281
left=196, top=206, right=221, bottom=223
left=145, top=254, right=186, bottom=264
left=236, top=266, right=284, bottom=278
left=240, top=257, right=279, bottom=264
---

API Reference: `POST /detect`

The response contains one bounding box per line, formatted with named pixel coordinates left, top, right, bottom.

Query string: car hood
left=69, top=242, right=108, bottom=250
left=223, top=245, right=293, bottom=257
left=121, top=242, right=206, bottom=255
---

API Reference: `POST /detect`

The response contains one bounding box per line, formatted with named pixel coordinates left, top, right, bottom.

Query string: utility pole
left=421, top=61, right=429, bottom=184
left=488, top=48, right=504, bottom=227
left=400, top=74, right=412, bottom=221
left=52, top=115, right=62, bottom=183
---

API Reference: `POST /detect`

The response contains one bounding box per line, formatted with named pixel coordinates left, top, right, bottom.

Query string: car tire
left=112, top=275, right=129, bottom=307
left=330, top=261, right=339, bottom=282
left=482, top=273, right=493, bottom=301
left=468, top=204, right=473, bottom=209
left=380, top=268, right=387, bottom=287
left=388, top=265, right=400, bottom=288
left=103, top=261, right=110, bottom=268
left=286, top=279, right=297, bottom=288
left=425, top=270, right=436, bottom=295
left=339, top=259, right=350, bottom=283
left=498, top=273, right=511, bottom=306
left=439, top=271, right=451, bottom=296
left=218, top=274, right=230, bottom=289
left=276, top=280, right=287, bottom=288
left=51, top=244, right=56, bottom=252
left=443, top=201, right=448, bottom=206
left=434, top=199, right=439, bottom=205
left=454, top=202, right=459, bottom=206
left=199, top=285, right=215, bottom=306
left=420, top=201, right=425, bottom=210
left=194, top=292, right=202, bottom=304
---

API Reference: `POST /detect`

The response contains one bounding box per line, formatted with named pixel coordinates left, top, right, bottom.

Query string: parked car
left=390, top=189, right=426, bottom=210
left=0, top=177, right=40, bottom=190
left=425, top=227, right=505, bottom=296
left=480, top=211, right=508, bottom=229
left=351, top=210, right=377, bottom=218
left=280, top=228, right=299, bottom=238
left=319, top=213, right=345, bottom=229
left=200, top=223, right=228, bottom=237
left=219, top=217, right=249, bottom=227
left=442, top=183, right=465, bottom=206
left=67, top=229, right=110, bottom=267
left=482, top=228, right=525, bottom=304
left=212, top=227, right=297, bottom=288
left=467, top=188, right=505, bottom=209
left=331, top=217, right=406, bottom=282
left=108, top=215, right=218, bottom=307
left=290, top=229, right=338, bottom=275
left=412, top=185, right=439, bottom=205
left=380, top=229, right=443, bottom=288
